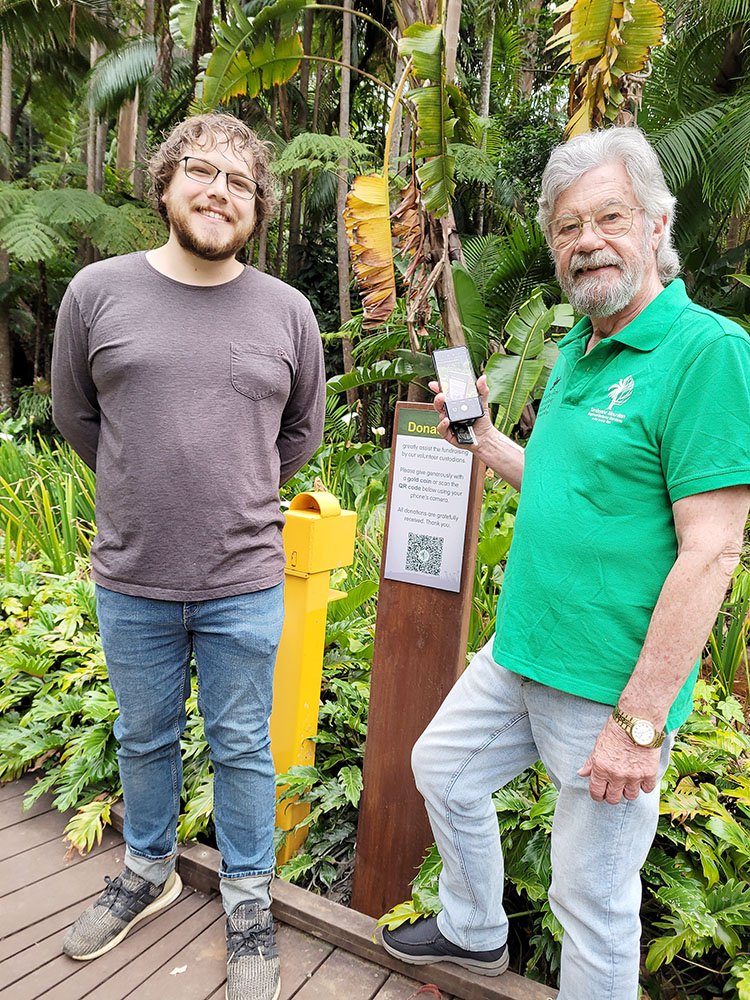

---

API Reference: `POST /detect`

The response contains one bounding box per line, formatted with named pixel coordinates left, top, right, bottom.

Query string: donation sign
left=383, top=406, right=473, bottom=592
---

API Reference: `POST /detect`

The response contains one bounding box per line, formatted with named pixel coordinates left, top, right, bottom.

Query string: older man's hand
left=429, top=374, right=495, bottom=450
left=578, top=715, right=661, bottom=805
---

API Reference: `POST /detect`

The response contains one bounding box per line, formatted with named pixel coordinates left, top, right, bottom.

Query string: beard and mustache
left=165, top=201, right=256, bottom=262
left=555, top=229, right=651, bottom=318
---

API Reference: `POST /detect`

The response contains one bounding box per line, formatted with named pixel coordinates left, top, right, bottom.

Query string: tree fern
left=272, top=132, right=375, bottom=177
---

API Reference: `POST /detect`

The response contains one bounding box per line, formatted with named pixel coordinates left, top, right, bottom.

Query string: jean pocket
left=230, top=343, right=288, bottom=401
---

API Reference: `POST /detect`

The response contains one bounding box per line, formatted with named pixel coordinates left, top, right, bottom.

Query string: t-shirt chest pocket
left=230, top=343, right=291, bottom=401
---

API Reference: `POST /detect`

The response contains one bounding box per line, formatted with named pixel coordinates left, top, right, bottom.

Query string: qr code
left=405, top=532, right=444, bottom=576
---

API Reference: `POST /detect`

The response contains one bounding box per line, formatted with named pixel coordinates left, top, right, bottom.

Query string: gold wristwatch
left=611, top=706, right=666, bottom=748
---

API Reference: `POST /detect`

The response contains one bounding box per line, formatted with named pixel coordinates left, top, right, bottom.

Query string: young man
left=52, top=113, right=326, bottom=1000
left=382, top=128, right=750, bottom=999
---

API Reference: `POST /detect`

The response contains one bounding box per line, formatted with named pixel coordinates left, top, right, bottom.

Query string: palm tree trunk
left=336, top=0, right=356, bottom=404
left=519, top=0, right=541, bottom=100
left=116, top=97, right=138, bottom=178
left=0, top=36, right=12, bottom=412
left=286, top=10, right=313, bottom=278
left=444, top=0, right=462, bottom=84
left=477, top=9, right=495, bottom=235
left=134, top=0, right=155, bottom=200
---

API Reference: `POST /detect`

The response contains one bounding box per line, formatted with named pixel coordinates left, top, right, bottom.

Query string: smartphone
left=432, top=346, right=484, bottom=425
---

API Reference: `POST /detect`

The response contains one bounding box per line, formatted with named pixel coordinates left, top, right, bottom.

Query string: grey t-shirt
left=52, top=252, right=326, bottom=601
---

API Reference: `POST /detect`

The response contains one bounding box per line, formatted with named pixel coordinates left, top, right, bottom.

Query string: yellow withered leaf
left=344, top=172, right=396, bottom=329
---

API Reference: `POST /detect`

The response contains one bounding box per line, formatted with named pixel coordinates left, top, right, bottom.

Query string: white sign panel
left=383, top=407, right=473, bottom=592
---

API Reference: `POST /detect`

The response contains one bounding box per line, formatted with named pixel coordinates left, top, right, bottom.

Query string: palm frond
left=649, top=105, right=725, bottom=192
left=703, top=90, right=750, bottom=208
left=483, top=219, right=557, bottom=334
left=85, top=38, right=159, bottom=114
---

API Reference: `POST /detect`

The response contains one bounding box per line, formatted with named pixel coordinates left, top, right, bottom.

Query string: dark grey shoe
left=62, top=867, right=182, bottom=960
left=382, top=914, right=509, bottom=976
left=225, top=901, right=281, bottom=1000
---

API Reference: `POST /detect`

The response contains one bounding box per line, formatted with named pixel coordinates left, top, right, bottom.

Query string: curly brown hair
left=147, top=113, right=278, bottom=229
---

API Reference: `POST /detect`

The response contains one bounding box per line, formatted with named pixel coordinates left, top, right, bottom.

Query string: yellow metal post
left=271, top=491, right=356, bottom=863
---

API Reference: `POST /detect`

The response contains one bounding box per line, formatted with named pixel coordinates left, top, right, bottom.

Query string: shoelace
left=227, top=921, right=276, bottom=961
left=100, top=875, right=151, bottom=916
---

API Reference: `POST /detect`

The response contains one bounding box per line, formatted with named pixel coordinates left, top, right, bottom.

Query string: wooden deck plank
left=80, top=898, right=223, bottom=999
left=0, top=780, right=558, bottom=1000
left=0, top=774, right=35, bottom=801
left=374, top=973, right=453, bottom=1000
left=127, top=905, right=227, bottom=1000
left=48, top=891, right=216, bottom=1000
left=271, top=876, right=558, bottom=1000
left=0, top=793, right=54, bottom=830
left=293, top=948, right=389, bottom=1000
left=0, top=890, right=201, bottom=995
left=0, top=823, right=122, bottom=893
left=0, top=804, right=75, bottom=860
left=0, top=842, right=125, bottom=937
left=277, top=923, right=335, bottom=1000
left=0, top=891, right=99, bottom=963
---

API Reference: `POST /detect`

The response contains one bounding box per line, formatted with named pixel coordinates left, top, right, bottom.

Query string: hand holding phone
left=432, top=347, right=484, bottom=443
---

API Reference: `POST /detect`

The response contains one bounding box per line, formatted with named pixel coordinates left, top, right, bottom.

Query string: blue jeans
left=411, top=638, right=674, bottom=1000
left=96, top=582, right=285, bottom=914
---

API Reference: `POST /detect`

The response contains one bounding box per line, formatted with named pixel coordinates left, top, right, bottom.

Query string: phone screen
left=433, top=347, right=483, bottom=423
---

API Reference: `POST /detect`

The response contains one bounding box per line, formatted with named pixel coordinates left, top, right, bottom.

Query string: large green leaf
left=504, top=291, right=555, bottom=357
left=451, top=260, right=489, bottom=369
left=485, top=290, right=554, bottom=433
left=327, top=355, right=432, bottom=393
left=616, top=0, right=666, bottom=74
left=200, top=0, right=303, bottom=107
left=485, top=354, right=545, bottom=433
left=409, top=84, right=456, bottom=218
left=398, top=22, right=442, bottom=82
left=169, top=0, right=201, bottom=48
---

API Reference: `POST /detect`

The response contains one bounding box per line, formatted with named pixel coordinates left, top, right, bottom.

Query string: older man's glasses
left=547, top=202, right=644, bottom=250
left=181, top=156, right=258, bottom=200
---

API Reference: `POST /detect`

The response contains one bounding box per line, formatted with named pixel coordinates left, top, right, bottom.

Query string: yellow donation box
left=272, top=491, right=356, bottom=863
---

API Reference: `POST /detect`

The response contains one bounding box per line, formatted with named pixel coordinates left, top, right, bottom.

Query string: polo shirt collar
left=556, top=279, right=690, bottom=358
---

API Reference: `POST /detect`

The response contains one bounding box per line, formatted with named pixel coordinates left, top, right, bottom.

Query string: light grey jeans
left=411, top=637, right=674, bottom=1000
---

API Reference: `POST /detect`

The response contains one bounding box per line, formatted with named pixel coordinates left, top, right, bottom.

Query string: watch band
left=611, top=706, right=666, bottom=748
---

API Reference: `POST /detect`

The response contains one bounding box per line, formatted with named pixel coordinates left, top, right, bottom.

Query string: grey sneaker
left=62, top=867, right=182, bottom=960
left=382, top=914, right=509, bottom=976
left=225, top=901, right=280, bottom=1000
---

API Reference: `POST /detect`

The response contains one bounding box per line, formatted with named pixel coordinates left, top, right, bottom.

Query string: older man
left=53, top=113, right=325, bottom=1000
left=382, top=128, right=750, bottom=998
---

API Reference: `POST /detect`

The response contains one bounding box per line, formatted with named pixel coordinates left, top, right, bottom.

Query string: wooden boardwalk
left=0, top=776, right=556, bottom=1000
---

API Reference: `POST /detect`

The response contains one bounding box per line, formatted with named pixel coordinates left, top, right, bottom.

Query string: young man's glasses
left=180, top=156, right=258, bottom=200
left=547, top=202, right=645, bottom=250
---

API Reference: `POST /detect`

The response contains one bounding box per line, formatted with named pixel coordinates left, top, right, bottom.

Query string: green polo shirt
left=493, top=279, right=750, bottom=730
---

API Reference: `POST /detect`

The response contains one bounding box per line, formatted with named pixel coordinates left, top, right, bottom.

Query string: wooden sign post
left=351, top=401, right=485, bottom=918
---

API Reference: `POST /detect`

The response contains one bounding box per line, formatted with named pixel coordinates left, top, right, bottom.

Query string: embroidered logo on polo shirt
left=588, top=375, right=634, bottom=424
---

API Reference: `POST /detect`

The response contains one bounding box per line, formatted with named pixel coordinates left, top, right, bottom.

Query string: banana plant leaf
left=201, top=0, right=304, bottom=106
left=548, top=0, right=665, bottom=136
left=409, top=84, right=456, bottom=218
left=616, top=0, right=665, bottom=73
left=344, top=173, right=396, bottom=329
left=398, top=22, right=442, bottom=82
left=504, top=290, right=555, bottom=357
left=486, top=291, right=556, bottom=434
left=170, top=0, right=201, bottom=48
left=486, top=354, right=546, bottom=434
left=327, top=354, right=433, bottom=393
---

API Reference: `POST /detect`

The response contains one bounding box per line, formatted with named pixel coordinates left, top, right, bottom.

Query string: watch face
left=631, top=720, right=656, bottom=746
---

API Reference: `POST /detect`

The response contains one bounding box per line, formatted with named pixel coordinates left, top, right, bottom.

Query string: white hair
left=537, top=128, right=680, bottom=283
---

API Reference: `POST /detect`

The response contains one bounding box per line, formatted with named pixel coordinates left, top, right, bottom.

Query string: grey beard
left=556, top=249, right=646, bottom=318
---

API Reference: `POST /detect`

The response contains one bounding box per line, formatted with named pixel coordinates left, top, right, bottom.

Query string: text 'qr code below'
left=405, top=532, right=444, bottom=576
